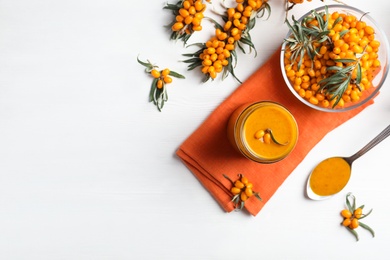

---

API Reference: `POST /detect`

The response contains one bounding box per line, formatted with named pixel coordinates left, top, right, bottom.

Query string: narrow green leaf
left=356, top=63, right=362, bottom=84
left=333, top=58, right=356, bottom=63
left=346, top=193, right=356, bottom=213
left=346, top=227, right=359, bottom=241
left=137, top=56, right=152, bottom=69
left=359, top=208, right=373, bottom=220
left=149, top=78, right=158, bottom=102
left=359, top=222, right=375, bottom=237
left=169, top=70, right=185, bottom=79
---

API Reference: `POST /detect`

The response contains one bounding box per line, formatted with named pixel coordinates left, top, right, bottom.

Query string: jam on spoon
left=307, top=124, right=390, bottom=200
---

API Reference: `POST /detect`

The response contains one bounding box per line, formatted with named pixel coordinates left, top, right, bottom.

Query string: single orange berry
left=157, top=79, right=163, bottom=89
left=151, top=69, right=161, bottom=78
left=162, top=68, right=170, bottom=76
left=354, top=208, right=363, bottom=219
left=163, top=76, right=173, bottom=84
left=342, top=218, right=352, bottom=227
left=341, top=209, right=352, bottom=219
left=231, top=187, right=241, bottom=195
left=240, top=176, right=249, bottom=185
left=234, top=180, right=245, bottom=189
left=349, top=218, right=359, bottom=229
left=245, top=187, right=253, bottom=197
left=240, top=192, right=248, bottom=201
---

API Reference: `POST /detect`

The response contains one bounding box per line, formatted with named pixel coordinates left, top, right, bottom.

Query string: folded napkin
left=176, top=48, right=373, bottom=216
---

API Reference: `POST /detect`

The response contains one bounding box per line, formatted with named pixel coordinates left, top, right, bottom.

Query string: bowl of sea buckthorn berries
left=281, top=5, right=389, bottom=112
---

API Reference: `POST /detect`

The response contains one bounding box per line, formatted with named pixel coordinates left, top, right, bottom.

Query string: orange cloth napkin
left=176, top=48, right=373, bottom=216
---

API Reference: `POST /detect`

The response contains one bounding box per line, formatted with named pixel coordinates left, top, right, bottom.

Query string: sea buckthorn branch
left=283, top=6, right=381, bottom=108
left=340, top=192, right=374, bottom=241
left=183, top=0, right=271, bottom=83
left=223, top=174, right=262, bottom=211
left=137, top=57, right=185, bottom=111
left=164, top=0, right=209, bottom=44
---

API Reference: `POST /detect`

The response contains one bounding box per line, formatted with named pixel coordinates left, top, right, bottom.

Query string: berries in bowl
left=281, top=5, right=389, bottom=112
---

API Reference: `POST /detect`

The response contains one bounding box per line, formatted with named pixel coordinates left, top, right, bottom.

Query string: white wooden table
left=0, top=0, right=389, bottom=259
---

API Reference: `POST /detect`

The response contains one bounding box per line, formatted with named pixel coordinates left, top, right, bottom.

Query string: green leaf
left=332, top=16, right=343, bottom=28
left=339, top=29, right=349, bottom=38
left=254, top=192, right=262, bottom=201
left=359, top=208, right=373, bottom=220
left=359, top=222, right=375, bottom=237
left=333, top=58, right=356, bottom=63
left=346, top=193, right=356, bottom=213
left=356, top=63, right=362, bottom=84
left=346, top=227, right=359, bottom=241
left=149, top=78, right=158, bottom=102
left=266, top=128, right=288, bottom=146
left=169, top=70, right=185, bottom=79
left=137, top=56, right=153, bottom=69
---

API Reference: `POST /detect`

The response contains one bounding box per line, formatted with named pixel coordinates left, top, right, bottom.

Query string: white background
left=0, top=0, right=389, bottom=259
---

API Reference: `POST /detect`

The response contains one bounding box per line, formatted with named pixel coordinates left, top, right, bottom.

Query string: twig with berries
left=137, top=57, right=185, bottom=111
left=223, top=173, right=262, bottom=211
left=340, top=192, right=375, bottom=241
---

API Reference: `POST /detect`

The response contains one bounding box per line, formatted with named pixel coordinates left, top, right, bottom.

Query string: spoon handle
left=347, top=124, right=390, bottom=164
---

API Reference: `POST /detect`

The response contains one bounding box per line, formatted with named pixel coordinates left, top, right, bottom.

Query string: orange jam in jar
left=227, top=101, right=299, bottom=163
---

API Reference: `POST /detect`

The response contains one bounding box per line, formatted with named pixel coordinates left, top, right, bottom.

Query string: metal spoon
left=306, top=124, right=390, bottom=200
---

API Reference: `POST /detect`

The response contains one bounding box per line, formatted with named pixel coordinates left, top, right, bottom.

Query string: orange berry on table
left=342, top=218, right=352, bottom=227
left=162, top=68, right=170, bottom=76
left=341, top=209, right=352, bottom=219
left=245, top=187, right=253, bottom=197
left=231, top=187, right=241, bottom=195
left=163, top=76, right=173, bottom=84
left=240, top=192, right=248, bottom=202
left=151, top=69, right=161, bottom=78
left=157, top=79, right=163, bottom=89
left=349, top=218, right=359, bottom=229
left=234, top=180, right=245, bottom=189
left=240, top=176, right=249, bottom=185
left=172, top=22, right=184, bottom=31
left=354, top=208, right=363, bottom=219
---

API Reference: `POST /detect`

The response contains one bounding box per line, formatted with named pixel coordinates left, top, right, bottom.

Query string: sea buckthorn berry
left=245, top=187, right=253, bottom=197
left=231, top=187, right=241, bottom=195
left=183, top=0, right=191, bottom=9
left=234, top=180, right=245, bottom=189
left=349, top=218, right=359, bottom=229
left=341, top=209, right=352, bottom=219
left=364, top=25, right=374, bottom=35
left=157, top=79, right=163, bottom=89
left=240, top=176, right=249, bottom=185
left=309, top=96, right=319, bottom=105
left=162, top=68, right=170, bottom=76
left=263, top=133, right=271, bottom=144
left=240, top=192, right=248, bottom=201
left=176, top=15, right=184, bottom=22
left=354, top=208, right=363, bottom=219
left=163, top=76, right=173, bottom=84
left=342, top=218, right=352, bottom=227
left=179, top=8, right=189, bottom=18
left=172, top=22, right=184, bottom=31
left=254, top=130, right=265, bottom=139
left=151, top=69, right=161, bottom=78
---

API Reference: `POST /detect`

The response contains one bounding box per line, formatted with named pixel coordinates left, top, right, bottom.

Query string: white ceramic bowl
left=281, top=5, right=390, bottom=112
